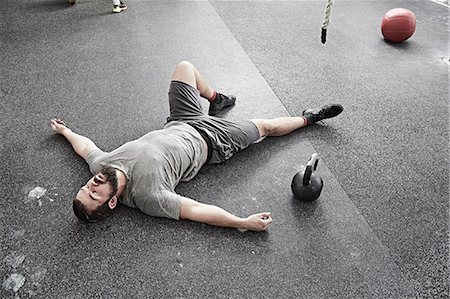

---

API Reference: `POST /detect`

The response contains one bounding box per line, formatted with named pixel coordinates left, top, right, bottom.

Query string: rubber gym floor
left=1, top=0, right=448, bottom=298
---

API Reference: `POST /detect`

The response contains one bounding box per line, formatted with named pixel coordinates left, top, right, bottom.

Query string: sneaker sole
left=319, top=104, right=343, bottom=120
left=113, top=6, right=126, bottom=13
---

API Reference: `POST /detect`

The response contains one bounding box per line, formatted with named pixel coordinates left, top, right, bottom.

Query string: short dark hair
left=72, top=198, right=113, bottom=223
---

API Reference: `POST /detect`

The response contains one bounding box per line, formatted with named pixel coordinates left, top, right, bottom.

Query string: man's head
left=73, top=165, right=119, bottom=223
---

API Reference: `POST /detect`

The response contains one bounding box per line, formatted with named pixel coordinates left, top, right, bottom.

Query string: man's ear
left=108, top=196, right=118, bottom=209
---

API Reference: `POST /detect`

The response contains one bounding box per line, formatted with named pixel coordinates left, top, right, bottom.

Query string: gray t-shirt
left=85, top=121, right=207, bottom=220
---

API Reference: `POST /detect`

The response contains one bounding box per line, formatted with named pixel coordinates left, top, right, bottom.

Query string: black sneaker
left=208, top=93, right=236, bottom=116
left=302, top=104, right=343, bottom=124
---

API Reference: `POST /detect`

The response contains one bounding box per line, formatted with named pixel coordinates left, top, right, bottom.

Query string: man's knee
left=174, top=61, right=194, bottom=73
left=251, top=119, right=272, bottom=137
left=172, top=61, right=196, bottom=87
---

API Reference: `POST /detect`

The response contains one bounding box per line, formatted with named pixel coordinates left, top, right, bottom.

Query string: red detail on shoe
left=208, top=91, right=217, bottom=102
left=301, top=116, right=308, bottom=126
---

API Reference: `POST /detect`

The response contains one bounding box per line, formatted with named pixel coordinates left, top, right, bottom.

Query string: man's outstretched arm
left=50, top=119, right=100, bottom=160
left=179, top=197, right=272, bottom=232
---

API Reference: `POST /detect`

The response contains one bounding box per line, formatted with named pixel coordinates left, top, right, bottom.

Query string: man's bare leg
left=251, top=117, right=307, bottom=137
left=251, top=103, right=343, bottom=138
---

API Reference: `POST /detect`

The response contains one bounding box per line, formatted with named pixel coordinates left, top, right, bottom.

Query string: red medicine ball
left=381, top=8, right=416, bottom=42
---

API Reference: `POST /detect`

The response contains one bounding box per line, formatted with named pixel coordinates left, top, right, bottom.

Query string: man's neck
left=115, top=169, right=127, bottom=198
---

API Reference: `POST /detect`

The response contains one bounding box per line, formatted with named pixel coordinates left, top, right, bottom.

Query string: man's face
left=76, top=166, right=118, bottom=211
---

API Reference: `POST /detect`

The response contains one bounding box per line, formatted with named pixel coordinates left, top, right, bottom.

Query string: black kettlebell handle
left=303, top=153, right=319, bottom=186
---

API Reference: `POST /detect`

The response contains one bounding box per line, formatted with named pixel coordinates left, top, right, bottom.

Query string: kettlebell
left=291, top=153, right=323, bottom=202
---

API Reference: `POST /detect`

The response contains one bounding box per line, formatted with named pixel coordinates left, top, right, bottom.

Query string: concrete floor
left=1, top=0, right=448, bottom=298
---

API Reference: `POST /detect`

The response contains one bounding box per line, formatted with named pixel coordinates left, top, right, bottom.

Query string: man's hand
left=50, top=118, right=70, bottom=135
left=49, top=118, right=99, bottom=159
left=242, top=212, right=273, bottom=232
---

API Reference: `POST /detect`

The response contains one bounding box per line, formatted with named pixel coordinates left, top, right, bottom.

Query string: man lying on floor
left=50, top=61, right=343, bottom=232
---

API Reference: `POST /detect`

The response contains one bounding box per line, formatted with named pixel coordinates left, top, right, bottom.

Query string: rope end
left=321, top=28, right=327, bottom=44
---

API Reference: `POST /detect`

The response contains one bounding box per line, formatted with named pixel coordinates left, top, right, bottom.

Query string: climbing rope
left=321, top=0, right=333, bottom=44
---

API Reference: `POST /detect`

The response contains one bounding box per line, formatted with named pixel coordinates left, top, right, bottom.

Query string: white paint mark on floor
left=27, top=187, right=46, bottom=202
left=2, top=274, right=25, bottom=292
left=26, top=186, right=58, bottom=205
left=4, top=252, right=26, bottom=269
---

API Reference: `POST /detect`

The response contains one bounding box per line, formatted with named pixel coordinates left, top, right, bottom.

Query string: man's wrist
left=61, top=126, right=72, bottom=135
left=236, top=217, right=248, bottom=230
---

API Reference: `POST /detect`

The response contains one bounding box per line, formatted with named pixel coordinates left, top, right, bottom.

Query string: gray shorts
left=166, top=81, right=261, bottom=164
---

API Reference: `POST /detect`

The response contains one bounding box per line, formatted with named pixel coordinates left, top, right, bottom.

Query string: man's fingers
left=50, top=119, right=66, bottom=128
left=260, top=212, right=271, bottom=220
left=259, top=212, right=273, bottom=231
left=263, top=217, right=273, bottom=227
left=50, top=119, right=68, bottom=134
left=242, top=213, right=274, bottom=232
